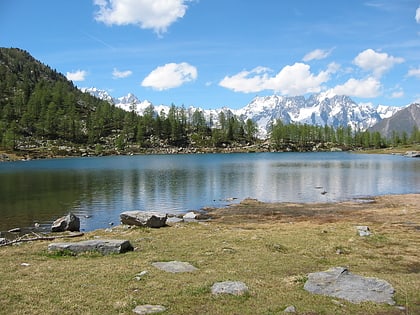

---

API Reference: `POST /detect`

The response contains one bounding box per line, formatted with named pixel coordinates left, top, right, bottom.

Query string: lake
left=0, top=152, right=419, bottom=232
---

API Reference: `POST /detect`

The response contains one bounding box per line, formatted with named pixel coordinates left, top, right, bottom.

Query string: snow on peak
left=83, top=87, right=401, bottom=139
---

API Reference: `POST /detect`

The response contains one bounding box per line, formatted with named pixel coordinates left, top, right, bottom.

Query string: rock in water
left=51, top=213, right=80, bottom=232
left=120, top=211, right=167, bottom=228
left=304, top=267, right=395, bottom=305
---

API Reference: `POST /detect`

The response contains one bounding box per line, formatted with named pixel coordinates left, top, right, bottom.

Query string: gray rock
left=304, top=267, right=395, bottom=305
left=120, top=211, right=167, bottom=228
left=152, top=261, right=198, bottom=273
left=51, top=213, right=80, bottom=232
left=283, top=305, right=296, bottom=313
left=166, top=217, right=184, bottom=225
left=211, top=281, right=249, bottom=296
left=356, top=225, right=371, bottom=236
left=183, top=211, right=197, bottom=220
left=132, top=304, right=166, bottom=314
left=48, top=239, right=133, bottom=255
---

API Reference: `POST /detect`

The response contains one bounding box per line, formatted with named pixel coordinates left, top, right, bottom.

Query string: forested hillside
left=0, top=48, right=130, bottom=150
left=0, top=48, right=418, bottom=160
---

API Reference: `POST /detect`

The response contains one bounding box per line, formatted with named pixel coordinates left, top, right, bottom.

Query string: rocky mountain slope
left=83, top=88, right=404, bottom=138
left=368, top=103, right=420, bottom=138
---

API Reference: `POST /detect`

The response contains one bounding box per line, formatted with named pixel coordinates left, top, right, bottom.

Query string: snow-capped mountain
left=236, top=92, right=390, bottom=136
left=82, top=87, right=403, bottom=138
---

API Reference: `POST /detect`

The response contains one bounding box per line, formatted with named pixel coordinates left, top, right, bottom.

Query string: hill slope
left=0, top=47, right=128, bottom=151
left=368, top=103, right=420, bottom=139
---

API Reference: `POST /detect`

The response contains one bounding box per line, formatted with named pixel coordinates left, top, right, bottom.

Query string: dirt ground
left=206, top=194, right=420, bottom=227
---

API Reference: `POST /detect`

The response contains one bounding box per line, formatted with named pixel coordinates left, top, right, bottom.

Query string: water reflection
left=0, top=152, right=418, bottom=231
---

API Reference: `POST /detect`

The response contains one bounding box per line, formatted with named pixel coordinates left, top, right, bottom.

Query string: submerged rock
left=304, top=267, right=395, bottom=305
left=120, top=211, right=167, bottom=228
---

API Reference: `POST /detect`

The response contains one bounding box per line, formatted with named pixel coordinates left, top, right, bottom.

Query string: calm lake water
left=0, top=152, right=419, bottom=232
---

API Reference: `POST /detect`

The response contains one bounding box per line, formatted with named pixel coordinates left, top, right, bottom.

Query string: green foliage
left=1, top=47, right=417, bottom=155
left=270, top=120, right=392, bottom=150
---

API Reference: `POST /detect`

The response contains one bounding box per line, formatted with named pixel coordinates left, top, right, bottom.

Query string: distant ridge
left=83, top=87, right=404, bottom=138
left=368, top=103, right=420, bottom=138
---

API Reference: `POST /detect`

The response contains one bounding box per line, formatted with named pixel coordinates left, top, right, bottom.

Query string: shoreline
left=1, top=143, right=419, bottom=162
left=2, top=193, right=418, bottom=237
left=205, top=193, right=420, bottom=224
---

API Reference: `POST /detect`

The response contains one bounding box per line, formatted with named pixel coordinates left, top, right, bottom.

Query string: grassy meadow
left=0, top=194, right=419, bottom=315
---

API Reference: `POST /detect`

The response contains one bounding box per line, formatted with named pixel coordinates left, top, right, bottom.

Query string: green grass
left=0, top=216, right=419, bottom=314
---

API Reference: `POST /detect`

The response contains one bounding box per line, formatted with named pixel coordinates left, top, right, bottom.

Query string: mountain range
left=83, top=87, right=405, bottom=138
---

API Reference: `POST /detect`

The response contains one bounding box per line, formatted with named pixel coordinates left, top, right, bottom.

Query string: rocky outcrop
left=120, top=211, right=167, bottom=228
left=48, top=239, right=133, bottom=255
left=51, top=213, right=80, bottom=232
left=304, top=267, right=395, bottom=305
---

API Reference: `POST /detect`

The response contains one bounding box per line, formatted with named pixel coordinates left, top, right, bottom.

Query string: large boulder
left=120, top=211, right=167, bottom=228
left=48, top=239, right=133, bottom=255
left=304, top=267, right=395, bottom=305
left=51, top=213, right=80, bottom=232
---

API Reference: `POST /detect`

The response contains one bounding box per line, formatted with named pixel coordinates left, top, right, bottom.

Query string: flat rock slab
left=120, top=211, right=167, bottom=228
left=211, top=281, right=249, bottom=296
left=133, top=304, right=166, bottom=314
left=48, top=239, right=133, bottom=255
left=304, top=267, right=395, bottom=305
left=152, top=261, right=198, bottom=273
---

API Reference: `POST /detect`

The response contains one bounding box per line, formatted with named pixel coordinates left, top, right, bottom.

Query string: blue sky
left=1, top=0, right=420, bottom=109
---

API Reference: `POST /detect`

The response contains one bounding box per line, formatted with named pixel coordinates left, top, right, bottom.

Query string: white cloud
left=353, top=49, right=404, bottom=77
left=94, top=0, right=189, bottom=35
left=390, top=91, right=404, bottom=98
left=219, top=63, right=336, bottom=95
left=141, top=62, right=197, bottom=90
left=218, top=67, right=271, bottom=93
left=112, top=68, right=133, bottom=79
left=66, top=70, right=87, bottom=81
left=331, top=77, right=381, bottom=98
left=407, top=67, right=420, bottom=78
left=302, top=48, right=333, bottom=62
left=416, top=6, right=420, bottom=23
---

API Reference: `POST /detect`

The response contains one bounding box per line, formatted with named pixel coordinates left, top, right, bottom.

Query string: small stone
left=211, top=281, right=249, bottom=296
left=166, top=217, right=183, bottom=225
left=356, top=225, right=371, bottom=236
left=183, top=212, right=197, bottom=220
left=152, top=261, right=198, bottom=273
left=134, top=270, right=148, bottom=280
left=284, top=305, right=296, bottom=313
left=132, top=304, right=166, bottom=314
left=20, top=263, right=30, bottom=267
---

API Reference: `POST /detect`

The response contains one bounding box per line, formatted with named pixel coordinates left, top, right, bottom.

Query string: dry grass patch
left=0, top=194, right=419, bottom=314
